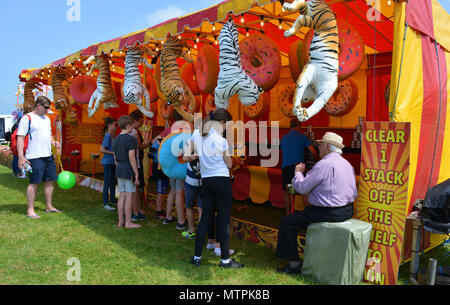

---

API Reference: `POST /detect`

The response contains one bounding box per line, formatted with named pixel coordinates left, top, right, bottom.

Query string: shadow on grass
left=0, top=170, right=303, bottom=284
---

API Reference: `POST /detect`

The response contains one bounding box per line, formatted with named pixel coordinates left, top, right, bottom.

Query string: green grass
left=1, top=164, right=447, bottom=285
left=0, top=165, right=313, bottom=285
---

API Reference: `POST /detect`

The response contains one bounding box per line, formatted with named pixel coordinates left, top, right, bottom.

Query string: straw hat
left=316, top=132, right=345, bottom=149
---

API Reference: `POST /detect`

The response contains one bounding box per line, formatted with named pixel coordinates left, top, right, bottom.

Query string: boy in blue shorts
left=181, top=158, right=202, bottom=239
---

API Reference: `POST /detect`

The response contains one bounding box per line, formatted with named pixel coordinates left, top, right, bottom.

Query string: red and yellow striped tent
left=389, top=0, right=450, bottom=213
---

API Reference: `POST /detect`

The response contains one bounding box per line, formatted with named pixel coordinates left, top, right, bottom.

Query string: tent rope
left=427, top=40, right=443, bottom=191
left=372, top=16, right=377, bottom=121
left=390, top=23, right=408, bottom=121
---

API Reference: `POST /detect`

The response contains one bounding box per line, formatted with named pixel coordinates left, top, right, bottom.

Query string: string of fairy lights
left=23, top=0, right=395, bottom=84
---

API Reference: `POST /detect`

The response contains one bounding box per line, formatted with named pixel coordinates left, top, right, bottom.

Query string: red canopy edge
left=19, top=0, right=394, bottom=81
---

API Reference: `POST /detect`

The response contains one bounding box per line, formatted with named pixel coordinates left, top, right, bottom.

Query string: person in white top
left=17, top=96, right=61, bottom=219
left=186, top=108, right=244, bottom=269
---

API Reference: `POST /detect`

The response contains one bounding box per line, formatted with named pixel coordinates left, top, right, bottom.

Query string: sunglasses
left=41, top=104, right=51, bottom=109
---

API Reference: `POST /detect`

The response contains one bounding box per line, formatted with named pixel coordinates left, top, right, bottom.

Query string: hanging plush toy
left=123, top=45, right=155, bottom=118
left=160, top=36, right=197, bottom=122
left=23, top=79, right=42, bottom=113
left=84, top=54, right=119, bottom=117
left=51, top=67, right=74, bottom=112
left=283, top=0, right=339, bottom=122
left=215, top=18, right=263, bottom=109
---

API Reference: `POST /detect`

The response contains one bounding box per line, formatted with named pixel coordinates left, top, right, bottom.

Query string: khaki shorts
left=170, top=178, right=185, bottom=191
left=118, top=178, right=136, bottom=193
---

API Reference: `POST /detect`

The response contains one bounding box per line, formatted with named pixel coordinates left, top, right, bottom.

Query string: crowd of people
left=12, top=97, right=358, bottom=272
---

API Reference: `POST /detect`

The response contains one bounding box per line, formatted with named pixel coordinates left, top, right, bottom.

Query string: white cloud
left=146, top=6, right=187, bottom=27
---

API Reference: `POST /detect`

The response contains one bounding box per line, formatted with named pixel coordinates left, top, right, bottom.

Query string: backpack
left=10, top=114, right=32, bottom=156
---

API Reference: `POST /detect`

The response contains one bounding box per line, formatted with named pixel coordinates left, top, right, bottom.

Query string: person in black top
left=113, top=116, right=140, bottom=229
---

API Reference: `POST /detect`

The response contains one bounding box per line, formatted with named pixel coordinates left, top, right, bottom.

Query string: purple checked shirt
left=292, top=152, right=358, bottom=208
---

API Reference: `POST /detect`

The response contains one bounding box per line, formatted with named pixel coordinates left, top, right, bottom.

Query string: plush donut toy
left=279, top=85, right=296, bottom=118
left=243, top=92, right=269, bottom=119
left=195, top=44, right=219, bottom=94
left=180, top=62, right=200, bottom=96
left=324, top=78, right=358, bottom=116
left=69, top=75, right=97, bottom=104
left=280, top=85, right=315, bottom=118
left=158, top=132, right=192, bottom=180
left=302, top=19, right=364, bottom=81
left=288, top=37, right=310, bottom=83
left=239, top=33, right=281, bottom=91
left=204, top=94, right=216, bottom=115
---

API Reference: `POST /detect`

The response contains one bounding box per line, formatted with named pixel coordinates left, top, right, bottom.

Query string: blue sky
left=0, top=0, right=221, bottom=115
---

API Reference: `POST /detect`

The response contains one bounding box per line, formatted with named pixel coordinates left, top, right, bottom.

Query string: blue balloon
left=158, top=132, right=192, bottom=180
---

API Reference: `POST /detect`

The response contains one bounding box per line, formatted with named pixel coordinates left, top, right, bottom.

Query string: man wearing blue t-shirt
left=280, top=120, right=318, bottom=215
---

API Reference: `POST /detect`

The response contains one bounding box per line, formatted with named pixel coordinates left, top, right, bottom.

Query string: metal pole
left=409, top=218, right=422, bottom=284
left=426, top=258, right=437, bottom=285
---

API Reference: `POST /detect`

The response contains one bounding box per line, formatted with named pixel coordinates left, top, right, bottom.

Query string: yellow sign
left=356, top=122, right=410, bottom=285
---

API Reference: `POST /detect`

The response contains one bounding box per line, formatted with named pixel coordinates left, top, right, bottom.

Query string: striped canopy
left=389, top=0, right=450, bottom=211
left=19, top=0, right=395, bottom=82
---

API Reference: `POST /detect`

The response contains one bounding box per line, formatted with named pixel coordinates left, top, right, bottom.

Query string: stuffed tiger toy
left=84, top=54, right=118, bottom=117
left=283, top=0, right=339, bottom=122
left=123, top=45, right=155, bottom=118
left=23, top=78, right=42, bottom=113
left=160, top=36, right=196, bottom=122
left=214, top=18, right=263, bottom=110
left=51, top=67, right=74, bottom=112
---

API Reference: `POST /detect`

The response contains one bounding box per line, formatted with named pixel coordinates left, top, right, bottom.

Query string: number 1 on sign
left=380, top=150, right=387, bottom=163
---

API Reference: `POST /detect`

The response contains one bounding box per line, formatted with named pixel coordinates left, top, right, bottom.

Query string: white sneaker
left=17, top=174, right=27, bottom=179
left=214, top=248, right=234, bottom=256
left=206, top=243, right=216, bottom=250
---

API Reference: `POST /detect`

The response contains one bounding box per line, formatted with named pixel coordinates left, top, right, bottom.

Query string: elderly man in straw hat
left=275, top=132, right=358, bottom=274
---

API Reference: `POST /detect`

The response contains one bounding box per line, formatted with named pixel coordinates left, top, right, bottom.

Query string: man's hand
left=18, top=156, right=30, bottom=170
left=53, top=141, right=61, bottom=150
left=295, top=162, right=306, bottom=174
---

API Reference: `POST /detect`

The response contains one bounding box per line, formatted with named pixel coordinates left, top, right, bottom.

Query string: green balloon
left=57, top=171, right=76, bottom=190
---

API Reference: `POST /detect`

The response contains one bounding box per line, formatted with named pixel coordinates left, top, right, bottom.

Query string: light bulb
left=194, top=44, right=198, bottom=49
left=246, top=30, right=250, bottom=37
left=212, top=24, right=216, bottom=31
left=387, top=0, right=392, bottom=6
left=196, top=37, right=200, bottom=43
left=177, top=35, right=181, bottom=39
left=240, top=16, right=244, bottom=23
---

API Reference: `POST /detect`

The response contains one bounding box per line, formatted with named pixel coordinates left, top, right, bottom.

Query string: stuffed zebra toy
left=84, top=54, right=118, bottom=117
left=51, top=67, right=74, bottom=112
left=23, top=79, right=42, bottom=113
left=283, top=0, right=339, bottom=122
left=123, top=45, right=155, bottom=118
left=214, top=18, right=262, bottom=109
left=160, top=36, right=196, bottom=122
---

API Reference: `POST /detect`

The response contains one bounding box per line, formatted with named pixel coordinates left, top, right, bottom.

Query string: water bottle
left=23, top=163, right=33, bottom=174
